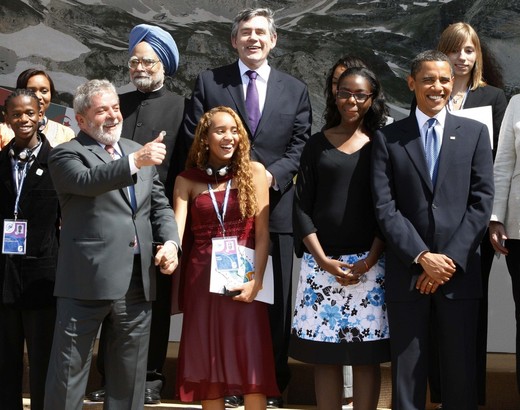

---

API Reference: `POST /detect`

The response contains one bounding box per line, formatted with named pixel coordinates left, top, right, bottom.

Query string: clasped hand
left=416, top=251, right=456, bottom=294
left=154, top=241, right=179, bottom=275
left=320, top=258, right=367, bottom=286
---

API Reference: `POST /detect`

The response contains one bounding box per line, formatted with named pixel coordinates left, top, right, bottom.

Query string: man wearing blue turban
left=86, top=23, right=186, bottom=406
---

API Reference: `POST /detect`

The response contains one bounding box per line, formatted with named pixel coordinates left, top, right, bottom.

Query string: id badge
left=210, top=236, right=244, bottom=294
left=2, top=219, right=27, bottom=255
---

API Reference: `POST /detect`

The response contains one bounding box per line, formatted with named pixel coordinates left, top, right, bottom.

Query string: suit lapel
left=255, top=68, right=283, bottom=139
left=401, top=116, right=434, bottom=192
left=435, top=114, right=459, bottom=190
left=78, top=132, right=133, bottom=209
left=225, top=63, right=250, bottom=132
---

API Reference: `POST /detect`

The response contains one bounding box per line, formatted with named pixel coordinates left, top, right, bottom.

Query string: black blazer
left=0, top=134, right=59, bottom=308
left=182, top=61, right=313, bottom=232
left=410, top=84, right=507, bottom=158
left=371, top=112, right=494, bottom=302
left=119, top=87, right=187, bottom=201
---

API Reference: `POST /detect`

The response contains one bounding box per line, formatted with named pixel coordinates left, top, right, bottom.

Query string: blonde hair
left=187, top=106, right=257, bottom=219
left=437, top=22, right=486, bottom=90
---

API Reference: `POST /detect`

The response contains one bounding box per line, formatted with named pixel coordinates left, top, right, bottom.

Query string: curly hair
left=186, top=106, right=257, bottom=219
left=324, top=55, right=368, bottom=129
left=336, top=67, right=388, bottom=134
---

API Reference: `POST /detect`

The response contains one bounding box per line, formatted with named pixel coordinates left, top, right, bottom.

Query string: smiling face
left=408, top=60, right=453, bottom=117
left=205, top=111, right=240, bottom=168
left=76, top=91, right=123, bottom=145
left=26, top=74, right=52, bottom=114
left=446, top=37, right=477, bottom=79
left=231, top=15, right=277, bottom=69
left=4, top=94, right=42, bottom=148
left=335, top=74, right=373, bottom=125
left=129, top=41, right=165, bottom=92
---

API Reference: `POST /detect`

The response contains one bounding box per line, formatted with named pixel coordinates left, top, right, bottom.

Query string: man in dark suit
left=86, top=24, right=186, bottom=405
left=371, top=50, right=494, bottom=410
left=182, top=7, right=312, bottom=407
left=43, top=79, right=180, bottom=410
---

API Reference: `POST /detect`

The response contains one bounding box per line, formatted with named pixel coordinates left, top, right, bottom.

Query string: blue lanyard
left=13, top=161, right=30, bottom=220
left=208, top=179, right=232, bottom=236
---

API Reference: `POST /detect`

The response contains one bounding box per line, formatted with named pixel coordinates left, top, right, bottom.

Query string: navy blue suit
left=371, top=110, right=494, bottom=409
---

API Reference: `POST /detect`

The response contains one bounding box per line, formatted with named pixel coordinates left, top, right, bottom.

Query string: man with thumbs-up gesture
left=44, top=79, right=180, bottom=410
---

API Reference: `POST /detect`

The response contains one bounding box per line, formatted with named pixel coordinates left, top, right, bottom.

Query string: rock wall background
left=1, top=0, right=519, bottom=130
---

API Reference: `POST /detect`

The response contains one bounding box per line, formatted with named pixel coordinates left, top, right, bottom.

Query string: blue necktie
left=245, top=70, right=261, bottom=134
left=425, top=118, right=440, bottom=185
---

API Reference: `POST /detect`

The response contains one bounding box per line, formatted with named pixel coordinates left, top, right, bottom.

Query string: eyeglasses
left=128, top=58, right=159, bottom=70
left=336, top=90, right=373, bottom=103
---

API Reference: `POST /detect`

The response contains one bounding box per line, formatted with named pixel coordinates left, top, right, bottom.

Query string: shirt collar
left=415, top=106, right=447, bottom=129
left=238, top=59, right=270, bottom=83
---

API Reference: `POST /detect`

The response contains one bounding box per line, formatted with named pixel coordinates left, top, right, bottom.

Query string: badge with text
left=210, top=236, right=243, bottom=295
left=2, top=219, right=27, bottom=254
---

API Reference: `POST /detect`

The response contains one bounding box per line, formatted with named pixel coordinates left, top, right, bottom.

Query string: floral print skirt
left=289, top=252, right=390, bottom=365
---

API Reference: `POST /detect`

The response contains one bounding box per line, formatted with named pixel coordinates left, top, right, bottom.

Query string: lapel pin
left=36, top=168, right=44, bottom=176
left=449, top=136, right=456, bottom=140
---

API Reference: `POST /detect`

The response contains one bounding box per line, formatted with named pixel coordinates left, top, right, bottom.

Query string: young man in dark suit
left=182, top=8, right=312, bottom=408
left=371, top=50, right=494, bottom=410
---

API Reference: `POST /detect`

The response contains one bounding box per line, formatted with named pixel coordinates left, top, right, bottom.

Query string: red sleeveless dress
left=176, top=170, right=279, bottom=402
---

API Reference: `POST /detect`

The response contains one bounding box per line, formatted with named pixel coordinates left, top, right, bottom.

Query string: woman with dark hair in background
left=290, top=67, right=390, bottom=410
left=0, top=68, right=75, bottom=149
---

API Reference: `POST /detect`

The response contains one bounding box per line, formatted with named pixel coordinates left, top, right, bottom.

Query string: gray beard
left=89, top=122, right=122, bottom=146
left=132, top=73, right=164, bottom=93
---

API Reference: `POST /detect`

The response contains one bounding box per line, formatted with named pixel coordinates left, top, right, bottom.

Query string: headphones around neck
left=8, top=137, right=42, bottom=163
left=205, top=165, right=229, bottom=177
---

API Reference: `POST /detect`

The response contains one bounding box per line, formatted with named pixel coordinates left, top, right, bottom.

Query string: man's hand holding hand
left=154, top=240, right=178, bottom=275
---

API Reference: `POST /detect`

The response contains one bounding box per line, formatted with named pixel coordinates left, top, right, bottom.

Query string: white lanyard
left=13, top=161, right=30, bottom=220
left=208, top=179, right=232, bottom=236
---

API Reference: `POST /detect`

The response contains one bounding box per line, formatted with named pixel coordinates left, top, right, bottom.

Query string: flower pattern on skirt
left=292, top=252, right=389, bottom=343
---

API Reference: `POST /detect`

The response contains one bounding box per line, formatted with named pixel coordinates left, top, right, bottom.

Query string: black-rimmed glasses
left=336, top=90, right=373, bottom=103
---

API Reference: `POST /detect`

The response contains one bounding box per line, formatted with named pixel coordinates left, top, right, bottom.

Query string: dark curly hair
left=323, top=55, right=368, bottom=129
left=336, top=67, right=388, bottom=134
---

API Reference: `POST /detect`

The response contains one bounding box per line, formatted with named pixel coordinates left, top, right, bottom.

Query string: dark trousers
left=0, top=305, right=56, bottom=410
left=505, top=239, right=520, bottom=393
left=44, top=258, right=151, bottom=410
left=429, top=234, right=495, bottom=405
left=96, top=268, right=171, bottom=385
left=267, top=233, right=294, bottom=394
left=389, top=292, right=479, bottom=410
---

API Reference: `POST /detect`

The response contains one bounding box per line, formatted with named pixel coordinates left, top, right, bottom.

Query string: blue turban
left=129, top=24, right=179, bottom=76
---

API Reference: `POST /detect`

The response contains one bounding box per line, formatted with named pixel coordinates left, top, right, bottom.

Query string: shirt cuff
left=128, top=153, right=139, bottom=175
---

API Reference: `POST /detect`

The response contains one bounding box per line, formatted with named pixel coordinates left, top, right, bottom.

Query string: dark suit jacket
left=0, top=134, right=59, bottom=308
left=119, top=87, right=187, bottom=201
left=183, top=61, right=312, bottom=232
left=410, top=85, right=507, bottom=158
left=371, top=111, right=494, bottom=302
left=48, top=132, right=179, bottom=301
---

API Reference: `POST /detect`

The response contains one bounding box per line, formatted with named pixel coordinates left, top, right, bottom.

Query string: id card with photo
left=210, top=236, right=243, bottom=294
left=2, top=219, right=27, bottom=255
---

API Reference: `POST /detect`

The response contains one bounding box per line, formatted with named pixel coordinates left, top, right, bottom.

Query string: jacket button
left=137, top=122, right=143, bottom=127
left=129, top=240, right=136, bottom=247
